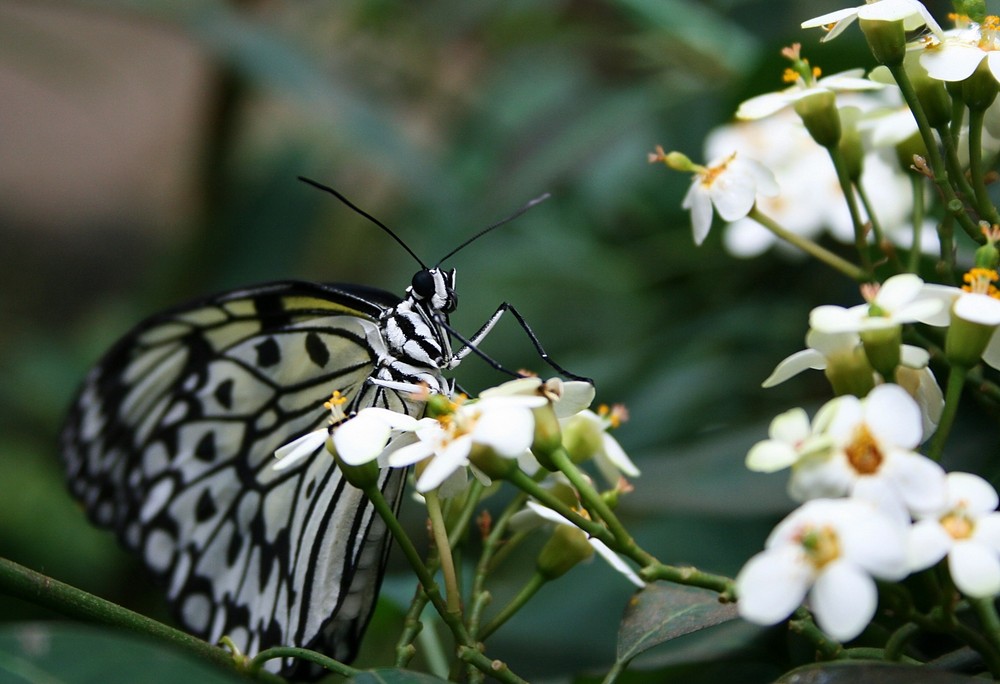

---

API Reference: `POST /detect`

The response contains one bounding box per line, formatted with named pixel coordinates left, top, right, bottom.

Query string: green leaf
left=773, top=661, right=982, bottom=683
left=616, top=583, right=739, bottom=665
left=351, top=668, right=450, bottom=684
left=0, top=623, right=245, bottom=683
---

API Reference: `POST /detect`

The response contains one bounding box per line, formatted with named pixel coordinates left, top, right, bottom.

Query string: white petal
left=810, top=305, right=863, bottom=333
left=788, top=454, right=854, bottom=502
left=333, top=414, right=393, bottom=466
left=900, top=344, right=930, bottom=368
left=950, top=541, right=1000, bottom=598
left=554, top=381, right=596, bottom=418
left=887, top=452, right=948, bottom=517
left=736, top=546, right=812, bottom=625
left=762, top=349, right=825, bottom=387
left=948, top=472, right=1000, bottom=514
left=746, top=440, right=799, bottom=473
left=387, top=438, right=435, bottom=467
left=590, top=539, right=645, bottom=588
left=599, top=433, right=640, bottom=478
left=875, top=273, right=923, bottom=311
left=710, top=169, right=758, bottom=222
left=416, top=435, right=472, bottom=492
left=801, top=7, right=859, bottom=30
left=974, top=515, right=1000, bottom=552
left=954, top=293, right=1000, bottom=326
left=273, top=429, right=327, bottom=471
left=684, top=184, right=714, bottom=245
left=857, top=0, right=927, bottom=22
left=982, top=329, right=1000, bottom=370
left=807, top=329, right=860, bottom=357
left=922, top=44, right=987, bottom=82
left=811, top=560, right=877, bottom=641
left=474, top=407, right=534, bottom=456
left=908, top=519, right=952, bottom=572
left=736, top=91, right=795, bottom=120
left=916, top=284, right=960, bottom=326
left=864, top=384, right=922, bottom=449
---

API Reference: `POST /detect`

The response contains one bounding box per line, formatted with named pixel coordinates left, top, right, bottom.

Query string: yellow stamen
left=797, top=524, right=841, bottom=569
left=941, top=510, right=975, bottom=540
left=961, top=267, right=1000, bottom=297
left=845, top=424, right=883, bottom=475
left=323, top=390, right=348, bottom=410
left=700, top=152, right=737, bottom=187
left=782, top=67, right=800, bottom=84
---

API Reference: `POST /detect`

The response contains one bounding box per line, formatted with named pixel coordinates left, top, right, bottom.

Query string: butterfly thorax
left=376, top=268, right=457, bottom=392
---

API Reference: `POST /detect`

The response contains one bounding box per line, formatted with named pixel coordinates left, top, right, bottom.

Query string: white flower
left=909, top=472, right=1000, bottom=597
left=788, top=384, right=946, bottom=524
left=333, top=408, right=421, bottom=466
left=745, top=408, right=833, bottom=473
left=810, top=274, right=943, bottom=333
left=920, top=14, right=1000, bottom=83
left=388, top=394, right=545, bottom=493
left=681, top=151, right=779, bottom=245
left=737, top=68, right=881, bottom=121
left=706, top=100, right=928, bottom=258
left=921, top=269, right=1000, bottom=369
left=802, top=0, right=942, bottom=43
left=736, top=498, right=908, bottom=641
left=523, top=501, right=645, bottom=588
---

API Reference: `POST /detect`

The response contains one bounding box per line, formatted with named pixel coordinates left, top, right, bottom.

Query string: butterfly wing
left=60, top=280, right=420, bottom=675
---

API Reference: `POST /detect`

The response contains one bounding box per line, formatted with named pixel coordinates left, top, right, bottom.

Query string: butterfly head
left=409, top=267, right=457, bottom=314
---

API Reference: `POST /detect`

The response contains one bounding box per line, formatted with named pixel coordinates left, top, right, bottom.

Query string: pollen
left=961, top=268, right=1000, bottom=298
left=782, top=67, right=800, bottom=84
left=941, top=510, right=975, bottom=540
left=798, top=524, right=841, bottom=569
left=845, top=424, right=883, bottom=475
left=701, top=152, right=736, bottom=186
left=324, top=390, right=348, bottom=410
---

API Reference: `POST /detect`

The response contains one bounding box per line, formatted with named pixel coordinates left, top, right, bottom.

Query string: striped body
left=61, top=270, right=459, bottom=677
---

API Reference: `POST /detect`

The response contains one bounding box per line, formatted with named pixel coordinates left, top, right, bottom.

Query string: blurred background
left=1, top=1, right=989, bottom=682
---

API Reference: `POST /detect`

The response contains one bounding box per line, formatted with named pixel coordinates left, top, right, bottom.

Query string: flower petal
left=762, top=349, right=825, bottom=387
left=950, top=541, right=1000, bottom=598
left=811, top=560, right=877, bottom=641
left=273, top=429, right=327, bottom=471
left=736, top=546, right=812, bottom=626
left=864, top=384, right=922, bottom=450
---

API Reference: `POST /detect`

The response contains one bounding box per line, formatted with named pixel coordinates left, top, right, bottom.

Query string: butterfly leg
left=447, top=303, right=593, bottom=384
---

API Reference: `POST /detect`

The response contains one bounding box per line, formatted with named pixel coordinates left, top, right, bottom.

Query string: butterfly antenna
left=435, top=192, right=551, bottom=266
left=298, top=176, right=426, bottom=268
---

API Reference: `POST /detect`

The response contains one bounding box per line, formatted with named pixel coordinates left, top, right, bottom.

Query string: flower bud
left=469, top=444, right=517, bottom=480
left=962, top=60, right=999, bottom=112
left=838, top=107, right=864, bottom=182
left=334, top=447, right=380, bottom=489
left=860, top=18, right=907, bottom=66
left=912, top=69, right=952, bottom=129
left=945, top=314, right=997, bottom=368
left=530, top=402, right=563, bottom=471
left=860, top=325, right=903, bottom=381
left=824, top=344, right=876, bottom=398
left=794, top=90, right=841, bottom=148
left=536, top=524, right=594, bottom=580
left=974, top=238, right=1000, bottom=271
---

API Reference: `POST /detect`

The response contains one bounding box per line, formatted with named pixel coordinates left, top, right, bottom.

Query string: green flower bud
left=912, top=69, right=952, bottom=128
left=975, top=237, right=1000, bottom=270
left=954, top=0, right=987, bottom=23
left=860, top=325, right=903, bottom=381
left=860, top=18, right=907, bottom=66
left=838, top=108, right=865, bottom=182
left=945, top=313, right=997, bottom=368
left=824, top=344, right=877, bottom=398
left=794, top=90, right=841, bottom=148
left=469, top=444, right=517, bottom=481
left=962, top=60, right=999, bottom=112
left=530, top=402, right=563, bottom=471
left=536, top=524, right=594, bottom=580
left=334, top=447, right=380, bottom=490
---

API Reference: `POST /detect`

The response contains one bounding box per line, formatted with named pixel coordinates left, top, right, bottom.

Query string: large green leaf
left=616, top=583, right=739, bottom=665
left=773, top=661, right=982, bottom=683
left=0, top=623, right=245, bottom=683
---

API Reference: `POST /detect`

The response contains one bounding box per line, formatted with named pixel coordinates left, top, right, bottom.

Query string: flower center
left=845, top=423, right=883, bottom=475
left=700, top=152, right=737, bottom=187
left=941, top=509, right=975, bottom=540
left=799, top=524, right=841, bottom=569
left=962, top=267, right=1000, bottom=298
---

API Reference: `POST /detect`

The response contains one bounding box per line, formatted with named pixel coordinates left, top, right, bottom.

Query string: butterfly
left=59, top=178, right=584, bottom=677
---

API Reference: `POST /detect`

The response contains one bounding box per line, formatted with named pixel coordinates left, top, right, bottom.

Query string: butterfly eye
left=411, top=269, right=437, bottom=300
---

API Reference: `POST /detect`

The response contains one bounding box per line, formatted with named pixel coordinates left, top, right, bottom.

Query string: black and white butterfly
left=60, top=178, right=582, bottom=677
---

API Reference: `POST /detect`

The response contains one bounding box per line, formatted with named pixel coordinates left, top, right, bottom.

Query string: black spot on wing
left=214, top=379, right=234, bottom=409
left=195, top=489, right=217, bottom=523
left=194, top=432, right=216, bottom=462
left=255, top=338, right=281, bottom=367
left=305, top=332, right=330, bottom=368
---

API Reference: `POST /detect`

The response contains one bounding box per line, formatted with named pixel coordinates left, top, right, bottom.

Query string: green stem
left=927, top=364, right=969, bottom=461
left=448, top=479, right=485, bottom=549
left=248, top=646, right=357, bottom=677
left=889, top=63, right=982, bottom=242
left=967, top=107, right=1000, bottom=226
left=469, top=492, right=528, bottom=639
left=477, top=573, right=547, bottom=640
left=884, top=622, right=921, bottom=662
left=547, top=448, right=655, bottom=567
left=788, top=607, right=844, bottom=660
left=936, top=124, right=976, bottom=204
left=0, top=556, right=281, bottom=681
left=422, top=491, right=461, bottom=615
left=504, top=468, right=615, bottom=544
left=456, top=646, right=528, bottom=684
left=749, top=207, right=867, bottom=281
left=639, top=563, right=734, bottom=597
left=971, top=596, right=1000, bottom=658
left=907, top=174, right=926, bottom=273
left=827, top=146, right=873, bottom=274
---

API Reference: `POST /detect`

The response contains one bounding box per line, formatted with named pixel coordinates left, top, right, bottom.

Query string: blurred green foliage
left=2, top=0, right=996, bottom=682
